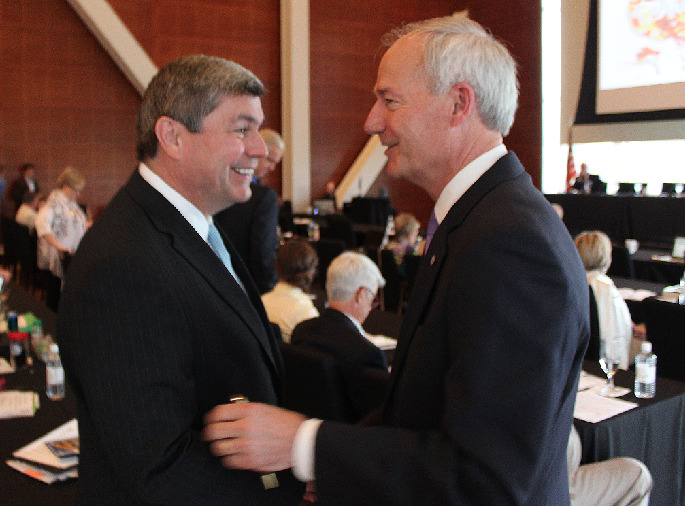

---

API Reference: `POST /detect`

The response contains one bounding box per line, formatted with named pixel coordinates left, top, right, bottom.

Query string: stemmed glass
left=599, top=337, right=622, bottom=397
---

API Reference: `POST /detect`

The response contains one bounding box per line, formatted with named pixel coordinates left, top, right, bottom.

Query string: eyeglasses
left=365, top=287, right=380, bottom=309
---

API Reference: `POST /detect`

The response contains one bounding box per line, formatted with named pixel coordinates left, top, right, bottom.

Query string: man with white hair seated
left=291, top=251, right=388, bottom=421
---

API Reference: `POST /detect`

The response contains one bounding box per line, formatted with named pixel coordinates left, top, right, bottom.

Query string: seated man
left=568, top=426, right=652, bottom=506
left=291, top=251, right=387, bottom=421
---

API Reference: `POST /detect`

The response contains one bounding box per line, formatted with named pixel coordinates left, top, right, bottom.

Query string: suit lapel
left=388, top=152, right=526, bottom=391
left=125, top=172, right=278, bottom=371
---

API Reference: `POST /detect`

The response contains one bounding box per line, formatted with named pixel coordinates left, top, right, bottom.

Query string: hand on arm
left=43, top=233, right=70, bottom=255
left=203, top=402, right=307, bottom=473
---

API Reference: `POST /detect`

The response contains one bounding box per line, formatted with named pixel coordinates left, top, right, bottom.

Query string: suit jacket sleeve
left=249, top=186, right=279, bottom=293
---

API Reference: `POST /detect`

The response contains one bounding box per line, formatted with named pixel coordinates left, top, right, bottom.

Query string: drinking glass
left=599, top=337, right=622, bottom=396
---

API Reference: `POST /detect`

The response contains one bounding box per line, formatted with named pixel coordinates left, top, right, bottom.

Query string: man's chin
left=233, top=186, right=252, bottom=204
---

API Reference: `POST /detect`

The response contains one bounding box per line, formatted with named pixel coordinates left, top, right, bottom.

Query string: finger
left=203, top=421, right=240, bottom=442
left=204, top=403, right=243, bottom=424
left=209, top=437, right=238, bottom=458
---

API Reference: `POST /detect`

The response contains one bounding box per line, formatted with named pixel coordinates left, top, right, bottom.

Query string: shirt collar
left=341, top=311, right=365, bottom=335
left=433, top=144, right=507, bottom=224
left=138, top=163, right=212, bottom=240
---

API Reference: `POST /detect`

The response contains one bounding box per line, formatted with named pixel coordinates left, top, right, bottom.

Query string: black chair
left=321, top=214, right=356, bottom=249
left=586, top=286, right=600, bottom=362
left=362, top=228, right=387, bottom=263
left=616, top=182, right=637, bottom=195
left=354, top=367, right=390, bottom=420
left=278, top=200, right=294, bottom=233
left=607, top=245, right=635, bottom=279
left=379, top=249, right=405, bottom=313
left=661, top=183, right=678, bottom=196
left=643, top=297, right=685, bottom=383
left=278, top=342, right=351, bottom=421
left=312, top=239, right=347, bottom=289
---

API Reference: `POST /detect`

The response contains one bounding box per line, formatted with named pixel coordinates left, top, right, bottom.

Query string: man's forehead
left=218, top=94, right=264, bottom=123
left=375, top=45, right=429, bottom=95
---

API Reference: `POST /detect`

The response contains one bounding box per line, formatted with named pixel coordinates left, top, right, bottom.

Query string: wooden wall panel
left=0, top=0, right=540, bottom=230
left=0, top=0, right=140, bottom=213
left=310, top=1, right=542, bottom=227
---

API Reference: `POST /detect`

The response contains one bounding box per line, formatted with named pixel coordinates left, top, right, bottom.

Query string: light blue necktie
left=207, top=222, right=246, bottom=292
left=424, top=211, right=438, bottom=253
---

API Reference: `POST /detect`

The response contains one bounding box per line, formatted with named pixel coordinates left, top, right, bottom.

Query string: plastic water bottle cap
left=641, top=341, right=652, bottom=353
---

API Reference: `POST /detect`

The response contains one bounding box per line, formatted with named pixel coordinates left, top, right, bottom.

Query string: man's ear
left=155, top=116, right=184, bottom=160
left=354, top=286, right=367, bottom=304
left=448, top=82, right=476, bottom=127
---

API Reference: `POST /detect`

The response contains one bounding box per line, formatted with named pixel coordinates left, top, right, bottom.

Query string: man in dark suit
left=214, top=129, right=283, bottom=294
left=56, top=55, right=304, bottom=505
left=291, top=251, right=388, bottom=422
left=204, top=12, right=589, bottom=506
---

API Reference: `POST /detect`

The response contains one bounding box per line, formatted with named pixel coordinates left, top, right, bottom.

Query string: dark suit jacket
left=291, top=308, right=388, bottom=422
left=57, top=171, right=304, bottom=505
left=214, top=182, right=279, bottom=294
left=314, top=152, right=590, bottom=505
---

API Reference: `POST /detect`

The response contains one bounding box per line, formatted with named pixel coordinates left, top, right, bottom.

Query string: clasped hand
left=203, top=402, right=306, bottom=473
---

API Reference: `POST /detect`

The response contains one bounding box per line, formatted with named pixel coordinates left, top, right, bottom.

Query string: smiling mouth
left=232, top=167, right=254, bottom=176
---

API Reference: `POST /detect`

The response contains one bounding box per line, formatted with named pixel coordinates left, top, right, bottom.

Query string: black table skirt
left=576, top=361, right=685, bottom=506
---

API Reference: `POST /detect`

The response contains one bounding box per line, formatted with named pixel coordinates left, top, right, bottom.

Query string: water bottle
left=634, top=341, right=656, bottom=399
left=46, top=343, right=65, bottom=400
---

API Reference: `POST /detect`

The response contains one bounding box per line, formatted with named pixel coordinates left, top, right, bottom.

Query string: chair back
left=643, top=297, right=685, bottom=383
left=616, top=182, right=637, bottom=195
left=379, top=249, right=404, bottom=313
left=312, top=239, right=347, bottom=289
left=278, top=342, right=351, bottom=421
left=607, top=245, right=635, bottom=279
left=354, top=367, right=390, bottom=420
left=321, top=214, right=356, bottom=249
left=586, top=285, right=600, bottom=361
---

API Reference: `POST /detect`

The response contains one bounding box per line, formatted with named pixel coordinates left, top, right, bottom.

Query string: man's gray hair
left=136, top=54, right=265, bottom=161
left=382, top=11, right=519, bottom=136
left=326, top=251, right=386, bottom=303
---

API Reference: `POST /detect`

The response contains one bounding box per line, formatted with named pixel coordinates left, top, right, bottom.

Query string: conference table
left=3, top=284, right=685, bottom=505
left=576, top=361, right=685, bottom=506
left=0, top=283, right=77, bottom=505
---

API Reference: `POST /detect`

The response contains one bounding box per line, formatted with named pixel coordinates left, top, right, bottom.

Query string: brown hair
left=275, top=240, right=318, bottom=291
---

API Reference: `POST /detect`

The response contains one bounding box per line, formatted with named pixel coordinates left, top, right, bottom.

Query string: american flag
left=566, top=129, right=576, bottom=192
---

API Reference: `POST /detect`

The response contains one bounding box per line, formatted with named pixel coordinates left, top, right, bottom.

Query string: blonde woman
left=574, top=231, right=644, bottom=369
left=35, top=167, right=88, bottom=309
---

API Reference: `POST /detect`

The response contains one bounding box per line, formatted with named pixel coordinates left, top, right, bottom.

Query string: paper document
left=617, top=288, right=656, bottom=301
left=12, top=418, right=79, bottom=469
left=0, top=390, right=39, bottom=419
left=6, top=459, right=78, bottom=484
left=577, top=371, right=607, bottom=392
left=574, top=389, right=637, bottom=423
left=365, top=333, right=397, bottom=350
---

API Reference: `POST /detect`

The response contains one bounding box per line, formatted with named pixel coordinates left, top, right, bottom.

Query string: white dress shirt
left=138, top=163, right=243, bottom=285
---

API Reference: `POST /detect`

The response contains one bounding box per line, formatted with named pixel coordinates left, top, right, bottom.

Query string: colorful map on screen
left=600, top=0, right=685, bottom=90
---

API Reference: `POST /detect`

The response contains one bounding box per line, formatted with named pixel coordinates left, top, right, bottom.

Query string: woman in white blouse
left=261, top=240, right=319, bottom=342
left=35, top=167, right=88, bottom=309
left=574, top=231, right=645, bottom=370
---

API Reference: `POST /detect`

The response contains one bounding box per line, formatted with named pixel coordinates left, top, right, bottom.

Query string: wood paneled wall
left=0, top=0, right=540, bottom=228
